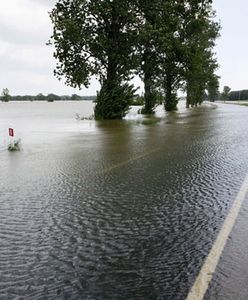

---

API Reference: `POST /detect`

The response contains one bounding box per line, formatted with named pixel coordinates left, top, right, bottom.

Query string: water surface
left=1, top=101, right=248, bottom=299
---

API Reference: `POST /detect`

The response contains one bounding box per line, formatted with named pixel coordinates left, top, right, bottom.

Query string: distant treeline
left=228, top=90, right=248, bottom=101
left=4, top=93, right=96, bottom=102
left=213, top=86, right=248, bottom=101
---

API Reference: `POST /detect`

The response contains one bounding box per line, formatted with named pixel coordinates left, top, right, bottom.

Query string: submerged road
left=0, top=102, right=248, bottom=299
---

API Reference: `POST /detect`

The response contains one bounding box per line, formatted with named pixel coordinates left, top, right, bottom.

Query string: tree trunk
left=164, top=68, right=178, bottom=111
left=142, top=49, right=155, bottom=114
left=186, top=81, right=193, bottom=108
left=94, top=10, right=130, bottom=120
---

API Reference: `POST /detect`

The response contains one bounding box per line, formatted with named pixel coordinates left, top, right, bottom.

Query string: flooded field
left=1, top=101, right=248, bottom=299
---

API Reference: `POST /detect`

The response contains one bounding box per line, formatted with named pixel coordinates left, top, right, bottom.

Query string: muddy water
left=0, top=101, right=248, bottom=299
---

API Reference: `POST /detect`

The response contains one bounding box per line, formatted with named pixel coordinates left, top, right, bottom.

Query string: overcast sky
left=0, top=0, right=247, bottom=96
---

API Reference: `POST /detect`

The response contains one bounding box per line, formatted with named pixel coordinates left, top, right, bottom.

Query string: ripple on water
left=1, top=104, right=248, bottom=299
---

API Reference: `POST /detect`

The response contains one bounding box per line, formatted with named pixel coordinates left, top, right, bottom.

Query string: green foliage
left=50, top=0, right=220, bottom=117
left=94, top=81, right=136, bottom=120
left=207, top=74, right=220, bottom=102
left=164, top=93, right=178, bottom=111
left=153, top=90, right=164, bottom=105
left=131, top=95, right=145, bottom=106
left=71, top=94, right=80, bottom=100
left=1, top=88, right=11, bottom=102
left=140, top=90, right=165, bottom=113
left=221, top=86, right=231, bottom=100
left=47, top=93, right=60, bottom=102
left=228, top=90, right=248, bottom=101
left=135, top=0, right=161, bottom=114
left=8, top=139, right=21, bottom=151
left=11, top=94, right=96, bottom=101
left=36, top=93, right=46, bottom=100
left=156, top=1, right=184, bottom=111
left=50, top=0, right=138, bottom=119
left=180, top=1, right=220, bottom=108
left=140, top=92, right=157, bottom=115
left=135, top=0, right=220, bottom=112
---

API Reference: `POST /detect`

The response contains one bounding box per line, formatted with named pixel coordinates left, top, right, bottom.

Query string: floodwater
left=0, top=101, right=248, bottom=299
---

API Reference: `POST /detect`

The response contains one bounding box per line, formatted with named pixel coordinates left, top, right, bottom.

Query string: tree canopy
left=50, top=0, right=220, bottom=119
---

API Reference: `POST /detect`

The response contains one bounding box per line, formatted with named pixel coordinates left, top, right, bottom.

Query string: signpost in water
left=9, top=128, right=14, bottom=137
left=7, top=128, right=20, bottom=151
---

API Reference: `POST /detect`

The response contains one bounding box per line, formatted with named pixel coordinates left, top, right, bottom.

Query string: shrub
left=8, top=139, right=21, bottom=151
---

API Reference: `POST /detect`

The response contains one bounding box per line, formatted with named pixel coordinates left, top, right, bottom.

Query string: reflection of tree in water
left=95, top=120, right=136, bottom=167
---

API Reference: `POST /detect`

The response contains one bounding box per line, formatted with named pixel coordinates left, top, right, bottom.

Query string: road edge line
left=186, top=173, right=248, bottom=300
left=98, top=148, right=160, bottom=174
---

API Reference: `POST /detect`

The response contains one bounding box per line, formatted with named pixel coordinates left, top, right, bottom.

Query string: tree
left=156, top=1, right=185, bottom=111
left=47, top=93, right=60, bottom=102
left=136, top=0, right=161, bottom=114
left=180, top=0, right=220, bottom=108
left=36, top=93, right=46, bottom=101
left=137, top=0, right=220, bottom=112
left=221, top=86, right=231, bottom=100
left=229, top=90, right=248, bottom=101
left=50, top=0, right=137, bottom=119
left=1, top=88, right=11, bottom=102
left=207, top=74, right=220, bottom=102
left=71, top=94, right=80, bottom=101
left=50, top=0, right=220, bottom=116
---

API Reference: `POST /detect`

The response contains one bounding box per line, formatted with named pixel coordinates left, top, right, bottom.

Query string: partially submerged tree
left=136, top=0, right=183, bottom=113
left=50, top=0, right=137, bottom=119
left=181, top=0, right=220, bottom=108
left=207, top=74, right=220, bottom=102
left=50, top=0, right=220, bottom=117
left=137, top=0, right=220, bottom=112
left=157, top=1, right=185, bottom=111
left=136, top=0, right=161, bottom=114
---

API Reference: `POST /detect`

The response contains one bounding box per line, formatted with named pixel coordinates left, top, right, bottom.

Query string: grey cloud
left=0, top=22, right=51, bottom=46
left=0, top=40, right=55, bottom=75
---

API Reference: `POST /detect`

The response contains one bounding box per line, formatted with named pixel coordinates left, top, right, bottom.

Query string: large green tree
left=135, top=0, right=161, bottom=114
left=207, top=74, right=220, bottom=102
left=50, top=0, right=137, bottom=119
left=137, top=0, right=220, bottom=112
left=136, top=0, right=185, bottom=113
left=156, top=1, right=185, bottom=111
left=50, top=0, right=220, bottom=116
left=180, top=0, right=220, bottom=108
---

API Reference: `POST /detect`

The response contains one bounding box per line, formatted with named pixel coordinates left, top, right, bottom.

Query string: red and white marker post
left=8, top=127, right=21, bottom=150
left=9, top=128, right=14, bottom=137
